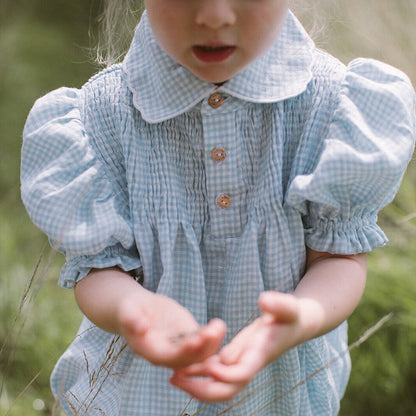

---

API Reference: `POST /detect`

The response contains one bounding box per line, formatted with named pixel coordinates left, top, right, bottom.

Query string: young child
left=21, top=0, right=416, bottom=415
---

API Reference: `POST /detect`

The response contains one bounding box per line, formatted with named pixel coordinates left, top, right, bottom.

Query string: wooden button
left=208, top=93, right=224, bottom=108
left=217, top=194, right=232, bottom=209
left=211, top=147, right=226, bottom=162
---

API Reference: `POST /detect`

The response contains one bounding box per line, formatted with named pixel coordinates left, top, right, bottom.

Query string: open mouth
left=192, top=45, right=236, bottom=63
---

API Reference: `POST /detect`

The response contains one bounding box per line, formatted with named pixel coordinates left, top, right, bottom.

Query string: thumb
left=259, top=291, right=299, bottom=323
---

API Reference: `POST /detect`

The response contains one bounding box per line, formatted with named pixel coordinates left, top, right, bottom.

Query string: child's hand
left=170, top=251, right=367, bottom=401
left=118, top=292, right=227, bottom=369
left=170, top=291, right=302, bottom=401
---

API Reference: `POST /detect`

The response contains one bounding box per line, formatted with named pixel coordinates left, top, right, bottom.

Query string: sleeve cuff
left=304, top=214, right=388, bottom=254
left=58, top=244, right=142, bottom=289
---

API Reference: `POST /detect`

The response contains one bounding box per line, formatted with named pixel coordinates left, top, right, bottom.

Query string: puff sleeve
left=21, top=87, right=141, bottom=288
left=286, top=59, right=416, bottom=254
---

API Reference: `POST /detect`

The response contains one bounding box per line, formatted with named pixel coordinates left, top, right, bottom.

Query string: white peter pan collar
left=123, top=10, right=314, bottom=123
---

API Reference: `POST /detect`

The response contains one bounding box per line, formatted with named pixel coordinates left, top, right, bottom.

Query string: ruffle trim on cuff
left=59, top=245, right=142, bottom=289
left=304, top=214, right=388, bottom=254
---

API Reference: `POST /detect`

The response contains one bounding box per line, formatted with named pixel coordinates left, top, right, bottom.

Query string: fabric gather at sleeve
left=286, top=58, right=416, bottom=254
left=21, top=87, right=141, bottom=288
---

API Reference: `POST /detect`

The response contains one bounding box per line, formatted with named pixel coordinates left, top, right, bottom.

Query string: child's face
left=145, top=0, right=289, bottom=83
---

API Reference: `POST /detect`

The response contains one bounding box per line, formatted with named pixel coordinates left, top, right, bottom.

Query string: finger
left=166, top=320, right=226, bottom=367
left=219, top=340, right=241, bottom=365
left=259, top=291, right=299, bottom=323
left=207, top=351, right=264, bottom=384
left=141, top=327, right=221, bottom=369
left=174, top=355, right=220, bottom=376
left=172, top=318, right=225, bottom=356
left=169, top=318, right=225, bottom=346
left=128, top=318, right=225, bottom=368
left=202, top=318, right=227, bottom=341
left=133, top=336, right=195, bottom=368
left=218, top=326, right=255, bottom=365
left=170, top=373, right=244, bottom=402
left=176, top=348, right=263, bottom=385
left=149, top=334, right=207, bottom=367
left=195, top=318, right=227, bottom=357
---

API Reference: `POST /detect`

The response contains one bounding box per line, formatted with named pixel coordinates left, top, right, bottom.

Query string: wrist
left=259, top=292, right=324, bottom=355
left=115, top=287, right=154, bottom=336
left=75, top=267, right=150, bottom=334
left=295, top=297, right=327, bottom=343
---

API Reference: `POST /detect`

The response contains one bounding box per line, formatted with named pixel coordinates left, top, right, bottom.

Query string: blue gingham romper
left=21, top=10, right=416, bottom=416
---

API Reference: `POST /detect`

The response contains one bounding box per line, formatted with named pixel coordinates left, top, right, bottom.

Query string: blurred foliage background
left=1, top=0, right=416, bottom=415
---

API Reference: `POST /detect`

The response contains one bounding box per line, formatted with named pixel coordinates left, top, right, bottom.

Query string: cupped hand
left=170, top=291, right=302, bottom=401
left=118, top=292, right=226, bottom=369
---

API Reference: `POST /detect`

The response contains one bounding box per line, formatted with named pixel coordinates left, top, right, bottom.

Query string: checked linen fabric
left=21, top=10, right=415, bottom=416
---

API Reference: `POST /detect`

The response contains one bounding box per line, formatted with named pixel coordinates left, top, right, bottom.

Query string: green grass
left=1, top=1, right=416, bottom=415
left=341, top=244, right=416, bottom=414
left=0, top=3, right=94, bottom=414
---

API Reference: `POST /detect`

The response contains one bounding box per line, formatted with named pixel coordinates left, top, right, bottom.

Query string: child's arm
left=170, top=249, right=367, bottom=401
left=74, top=267, right=226, bottom=369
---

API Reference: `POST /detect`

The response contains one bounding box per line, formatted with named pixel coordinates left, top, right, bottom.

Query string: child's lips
left=192, top=44, right=236, bottom=63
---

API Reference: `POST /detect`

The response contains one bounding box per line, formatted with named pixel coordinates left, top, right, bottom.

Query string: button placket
left=201, top=94, right=244, bottom=237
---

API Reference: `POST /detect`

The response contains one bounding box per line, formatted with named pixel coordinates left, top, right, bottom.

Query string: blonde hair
left=95, top=0, right=144, bottom=66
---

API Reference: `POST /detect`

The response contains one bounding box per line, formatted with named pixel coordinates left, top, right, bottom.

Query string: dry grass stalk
left=0, top=243, right=55, bottom=400
left=64, top=336, right=128, bottom=415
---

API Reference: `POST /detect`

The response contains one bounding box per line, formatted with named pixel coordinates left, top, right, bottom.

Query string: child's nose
left=194, top=0, right=236, bottom=29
